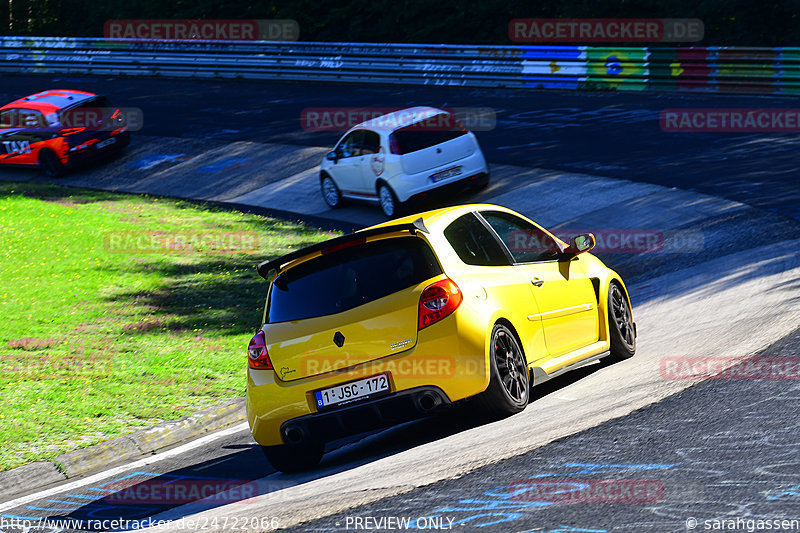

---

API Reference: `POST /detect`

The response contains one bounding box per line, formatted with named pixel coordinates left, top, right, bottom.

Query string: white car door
left=357, top=130, right=384, bottom=196
left=328, top=130, right=368, bottom=195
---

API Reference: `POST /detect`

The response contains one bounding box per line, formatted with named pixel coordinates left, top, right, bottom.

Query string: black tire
left=320, top=174, right=342, bottom=209
left=261, top=441, right=324, bottom=473
left=378, top=183, right=401, bottom=218
left=478, top=323, right=530, bottom=417
left=606, top=281, right=636, bottom=362
left=39, top=149, right=65, bottom=177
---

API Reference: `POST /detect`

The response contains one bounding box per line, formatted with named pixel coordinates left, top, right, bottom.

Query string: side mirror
left=565, top=233, right=596, bottom=256
left=326, top=150, right=339, bottom=163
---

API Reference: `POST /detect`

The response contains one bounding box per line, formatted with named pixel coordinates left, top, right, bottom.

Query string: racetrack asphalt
left=1, top=74, right=799, bottom=220
left=290, top=326, right=800, bottom=533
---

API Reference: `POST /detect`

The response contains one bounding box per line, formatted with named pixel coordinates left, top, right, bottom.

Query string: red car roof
left=0, top=90, right=97, bottom=114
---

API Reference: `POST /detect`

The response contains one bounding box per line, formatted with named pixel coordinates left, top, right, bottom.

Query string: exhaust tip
left=284, top=426, right=305, bottom=444
left=419, top=392, right=438, bottom=411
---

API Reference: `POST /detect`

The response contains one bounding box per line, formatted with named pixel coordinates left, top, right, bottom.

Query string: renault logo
left=333, top=331, right=345, bottom=348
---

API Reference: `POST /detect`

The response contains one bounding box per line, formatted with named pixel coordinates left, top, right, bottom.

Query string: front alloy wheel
left=321, top=175, right=342, bottom=209
left=606, top=282, right=636, bottom=362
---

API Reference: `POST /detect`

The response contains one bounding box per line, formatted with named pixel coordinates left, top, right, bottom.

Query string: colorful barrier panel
left=0, top=37, right=797, bottom=95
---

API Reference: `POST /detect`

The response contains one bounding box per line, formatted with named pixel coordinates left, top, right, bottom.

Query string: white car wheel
left=379, top=185, right=397, bottom=217
left=321, top=176, right=342, bottom=209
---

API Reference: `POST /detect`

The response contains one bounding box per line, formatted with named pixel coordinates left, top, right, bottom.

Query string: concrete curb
left=0, top=397, right=245, bottom=500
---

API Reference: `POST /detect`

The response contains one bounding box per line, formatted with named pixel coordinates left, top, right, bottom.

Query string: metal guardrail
left=1, top=37, right=798, bottom=95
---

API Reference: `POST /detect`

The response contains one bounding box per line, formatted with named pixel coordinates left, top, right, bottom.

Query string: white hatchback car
left=319, top=106, right=490, bottom=217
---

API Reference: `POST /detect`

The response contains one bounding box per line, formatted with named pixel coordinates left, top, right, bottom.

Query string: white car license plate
left=430, top=166, right=462, bottom=183
left=314, top=373, right=390, bottom=409
left=96, top=138, right=116, bottom=149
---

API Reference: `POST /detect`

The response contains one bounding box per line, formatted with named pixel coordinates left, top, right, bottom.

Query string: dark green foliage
left=1, top=0, right=798, bottom=45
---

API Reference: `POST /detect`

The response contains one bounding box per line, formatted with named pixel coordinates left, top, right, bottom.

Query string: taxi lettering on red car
left=0, top=89, right=132, bottom=176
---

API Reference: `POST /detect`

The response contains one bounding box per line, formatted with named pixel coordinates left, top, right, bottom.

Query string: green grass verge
left=0, top=182, right=338, bottom=471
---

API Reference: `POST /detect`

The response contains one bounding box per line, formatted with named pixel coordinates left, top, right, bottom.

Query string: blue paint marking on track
left=521, top=525, right=608, bottom=533
left=767, top=483, right=800, bottom=500
left=9, top=470, right=259, bottom=527
left=195, top=157, right=253, bottom=173
left=125, top=154, right=188, bottom=170
left=1, top=513, right=46, bottom=520
left=415, top=463, right=677, bottom=528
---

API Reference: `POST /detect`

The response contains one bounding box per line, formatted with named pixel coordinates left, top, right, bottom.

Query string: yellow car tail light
left=248, top=330, right=273, bottom=370
left=418, top=278, right=463, bottom=330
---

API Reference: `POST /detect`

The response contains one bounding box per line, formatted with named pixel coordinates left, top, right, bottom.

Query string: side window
left=481, top=211, right=562, bottom=263
left=59, top=99, right=109, bottom=131
left=4, top=109, right=46, bottom=129
left=444, top=213, right=509, bottom=266
left=361, top=130, right=380, bottom=154
left=337, top=130, right=365, bottom=158
left=0, top=109, right=16, bottom=128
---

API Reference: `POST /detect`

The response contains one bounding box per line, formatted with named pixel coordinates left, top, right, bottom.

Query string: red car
left=0, top=89, right=131, bottom=176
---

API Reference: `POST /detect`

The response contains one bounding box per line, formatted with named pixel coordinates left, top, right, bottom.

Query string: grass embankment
left=0, top=182, right=336, bottom=471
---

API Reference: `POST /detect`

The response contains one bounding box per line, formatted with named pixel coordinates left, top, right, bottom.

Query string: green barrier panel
left=584, top=47, right=648, bottom=90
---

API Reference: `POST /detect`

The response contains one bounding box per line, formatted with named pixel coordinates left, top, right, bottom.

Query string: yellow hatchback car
left=247, top=204, right=636, bottom=472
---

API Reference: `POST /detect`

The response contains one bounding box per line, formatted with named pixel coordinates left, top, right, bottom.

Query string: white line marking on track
left=191, top=457, right=229, bottom=471
left=0, top=422, right=250, bottom=512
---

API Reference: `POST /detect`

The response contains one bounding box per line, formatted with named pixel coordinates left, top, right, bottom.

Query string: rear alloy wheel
left=320, top=175, right=342, bottom=209
left=39, top=149, right=64, bottom=177
left=479, top=323, right=529, bottom=417
left=606, top=282, right=636, bottom=362
left=378, top=184, right=399, bottom=218
left=261, top=440, right=324, bottom=473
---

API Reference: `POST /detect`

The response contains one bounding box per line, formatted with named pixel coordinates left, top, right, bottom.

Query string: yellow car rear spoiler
left=257, top=217, right=429, bottom=280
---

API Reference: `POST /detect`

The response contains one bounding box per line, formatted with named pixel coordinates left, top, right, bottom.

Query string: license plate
left=96, top=138, right=116, bottom=149
left=430, top=166, right=462, bottom=183
left=314, top=373, right=390, bottom=409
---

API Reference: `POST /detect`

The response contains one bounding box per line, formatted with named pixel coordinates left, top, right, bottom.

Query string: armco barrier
left=0, top=37, right=798, bottom=95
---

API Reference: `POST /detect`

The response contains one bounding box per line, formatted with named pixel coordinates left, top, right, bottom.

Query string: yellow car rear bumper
left=247, top=311, right=489, bottom=446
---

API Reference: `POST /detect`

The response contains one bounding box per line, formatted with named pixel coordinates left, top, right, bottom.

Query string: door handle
left=531, top=278, right=544, bottom=287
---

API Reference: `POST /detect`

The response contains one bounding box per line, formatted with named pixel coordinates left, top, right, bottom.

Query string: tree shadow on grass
left=102, top=246, right=323, bottom=337
left=0, top=179, right=126, bottom=203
